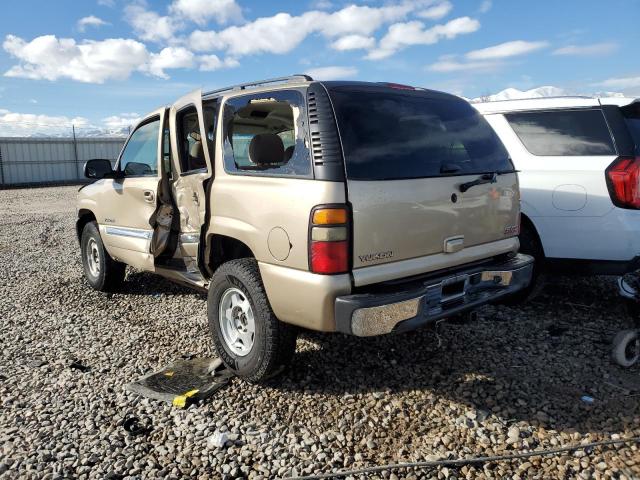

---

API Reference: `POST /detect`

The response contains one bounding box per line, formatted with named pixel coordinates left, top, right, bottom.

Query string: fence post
left=72, top=124, right=80, bottom=181
left=0, top=141, right=4, bottom=186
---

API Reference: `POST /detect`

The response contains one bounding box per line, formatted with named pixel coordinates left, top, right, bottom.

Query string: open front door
left=100, top=107, right=169, bottom=272
left=168, top=89, right=216, bottom=275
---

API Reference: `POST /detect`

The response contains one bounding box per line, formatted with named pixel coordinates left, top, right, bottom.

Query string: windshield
left=328, top=88, right=512, bottom=181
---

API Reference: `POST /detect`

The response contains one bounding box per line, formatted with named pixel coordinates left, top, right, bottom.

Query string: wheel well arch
left=206, top=234, right=255, bottom=276
left=520, top=213, right=545, bottom=258
left=76, top=209, right=97, bottom=242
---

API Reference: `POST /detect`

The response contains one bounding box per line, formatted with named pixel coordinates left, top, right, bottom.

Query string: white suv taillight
left=606, top=156, right=640, bottom=209
left=309, top=206, right=350, bottom=274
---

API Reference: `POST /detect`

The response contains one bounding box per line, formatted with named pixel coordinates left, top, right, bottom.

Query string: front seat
left=189, top=140, right=207, bottom=170
left=248, top=133, right=285, bottom=167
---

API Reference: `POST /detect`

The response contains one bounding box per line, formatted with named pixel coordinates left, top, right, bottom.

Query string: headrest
left=284, top=145, right=295, bottom=161
left=249, top=133, right=284, bottom=166
left=190, top=140, right=203, bottom=159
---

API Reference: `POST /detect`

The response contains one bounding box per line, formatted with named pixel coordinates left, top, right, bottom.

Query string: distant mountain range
left=470, top=86, right=627, bottom=103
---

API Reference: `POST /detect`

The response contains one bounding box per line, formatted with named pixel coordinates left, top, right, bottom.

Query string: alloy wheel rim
left=86, top=238, right=101, bottom=277
left=218, top=287, right=255, bottom=357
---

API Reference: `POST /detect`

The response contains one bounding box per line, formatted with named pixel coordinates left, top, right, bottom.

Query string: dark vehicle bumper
left=335, top=253, right=534, bottom=336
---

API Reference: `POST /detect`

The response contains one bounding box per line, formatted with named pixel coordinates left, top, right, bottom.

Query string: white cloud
left=479, top=0, right=492, bottom=13
left=552, top=42, right=618, bottom=56
left=3, top=35, right=149, bottom=83
left=305, top=66, right=357, bottom=80
left=311, top=0, right=333, bottom=10
left=189, top=2, right=420, bottom=57
left=594, top=75, right=640, bottom=89
left=124, top=3, right=180, bottom=43
left=366, top=16, right=480, bottom=60
left=466, top=40, right=549, bottom=60
left=198, top=54, right=239, bottom=71
left=77, top=15, right=109, bottom=32
left=102, top=113, right=142, bottom=129
left=0, top=109, right=91, bottom=136
left=146, top=47, right=194, bottom=79
left=429, top=56, right=500, bottom=72
left=169, top=0, right=243, bottom=26
left=330, top=34, right=375, bottom=51
left=429, top=40, right=548, bottom=74
left=417, top=2, right=452, bottom=20
left=98, top=0, right=115, bottom=6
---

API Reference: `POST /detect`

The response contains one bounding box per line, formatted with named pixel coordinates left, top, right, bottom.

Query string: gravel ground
left=1, top=185, right=639, bottom=480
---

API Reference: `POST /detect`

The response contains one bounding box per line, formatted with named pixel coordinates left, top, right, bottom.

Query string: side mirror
left=84, top=159, right=114, bottom=179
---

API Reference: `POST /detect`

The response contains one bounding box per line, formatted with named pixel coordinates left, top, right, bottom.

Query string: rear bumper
left=335, top=253, right=534, bottom=336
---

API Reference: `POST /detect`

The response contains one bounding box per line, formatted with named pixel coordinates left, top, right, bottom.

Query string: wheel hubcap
left=218, top=287, right=255, bottom=357
left=86, top=238, right=101, bottom=277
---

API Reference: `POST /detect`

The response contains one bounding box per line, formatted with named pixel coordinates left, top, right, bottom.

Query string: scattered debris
left=69, top=360, right=90, bottom=372
left=580, top=395, right=595, bottom=405
left=125, top=357, right=233, bottom=408
left=207, top=430, right=229, bottom=449
left=28, top=358, right=47, bottom=368
left=122, top=415, right=152, bottom=436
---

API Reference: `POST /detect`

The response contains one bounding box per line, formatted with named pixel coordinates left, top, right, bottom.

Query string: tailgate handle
left=444, top=235, right=464, bottom=253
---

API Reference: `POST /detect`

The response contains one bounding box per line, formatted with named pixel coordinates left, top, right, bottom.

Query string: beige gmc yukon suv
left=77, top=75, right=533, bottom=381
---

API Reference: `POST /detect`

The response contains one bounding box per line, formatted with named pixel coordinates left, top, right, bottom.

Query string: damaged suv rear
left=77, top=76, right=533, bottom=381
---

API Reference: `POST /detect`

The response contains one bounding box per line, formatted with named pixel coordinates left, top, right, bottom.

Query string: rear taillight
left=606, top=156, right=640, bottom=209
left=309, top=206, right=350, bottom=274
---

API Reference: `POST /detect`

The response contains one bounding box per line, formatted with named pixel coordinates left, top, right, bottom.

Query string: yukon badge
left=359, top=251, right=393, bottom=263
left=504, top=225, right=518, bottom=236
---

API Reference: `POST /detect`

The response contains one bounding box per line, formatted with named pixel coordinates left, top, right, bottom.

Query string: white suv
left=474, top=97, right=640, bottom=294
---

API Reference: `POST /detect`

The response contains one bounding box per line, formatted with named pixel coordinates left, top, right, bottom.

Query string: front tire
left=207, top=258, right=297, bottom=382
left=81, top=221, right=126, bottom=292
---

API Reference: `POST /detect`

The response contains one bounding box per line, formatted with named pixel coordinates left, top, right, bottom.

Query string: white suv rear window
left=505, top=109, right=615, bottom=156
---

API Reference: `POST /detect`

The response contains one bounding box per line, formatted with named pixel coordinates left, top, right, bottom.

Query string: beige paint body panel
left=78, top=176, right=159, bottom=270
left=259, top=262, right=351, bottom=331
left=348, top=174, right=519, bottom=281
left=208, top=174, right=346, bottom=271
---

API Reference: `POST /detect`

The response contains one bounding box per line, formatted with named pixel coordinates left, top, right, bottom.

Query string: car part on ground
left=125, top=357, right=233, bottom=407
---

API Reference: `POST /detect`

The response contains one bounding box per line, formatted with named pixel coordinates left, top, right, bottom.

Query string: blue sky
left=0, top=0, right=639, bottom=135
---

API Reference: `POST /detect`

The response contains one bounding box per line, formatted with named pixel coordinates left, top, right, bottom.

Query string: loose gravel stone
left=0, top=186, right=639, bottom=479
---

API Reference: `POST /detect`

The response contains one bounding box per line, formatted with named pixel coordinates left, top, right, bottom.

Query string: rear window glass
left=621, top=102, right=640, bottom=156
left=328, top=89, right=512, bottom=181
left=505, top=109, right=615, bottom=156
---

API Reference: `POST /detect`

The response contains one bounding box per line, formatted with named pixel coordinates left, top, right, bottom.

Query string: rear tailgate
left=327, top=85, right=519, bottom=285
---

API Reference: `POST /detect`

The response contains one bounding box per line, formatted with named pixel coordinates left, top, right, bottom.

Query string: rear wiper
left=459, top=172, right=497, bottom=193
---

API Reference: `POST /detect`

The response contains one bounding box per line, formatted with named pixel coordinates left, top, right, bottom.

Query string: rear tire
left=502, top=222, right=545, bottom=305
left=612, top=330, right=640, bottom=367
left=207, top=258, right=297, bottom=382
left=81, top=221, right=126, bottom=292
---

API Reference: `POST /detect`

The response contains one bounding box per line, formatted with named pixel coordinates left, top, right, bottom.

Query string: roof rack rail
left=203, top=74, right=314, bottom=97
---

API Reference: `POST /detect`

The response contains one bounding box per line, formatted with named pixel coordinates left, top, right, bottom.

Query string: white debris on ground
left=0, top=186, right=639, bottom=479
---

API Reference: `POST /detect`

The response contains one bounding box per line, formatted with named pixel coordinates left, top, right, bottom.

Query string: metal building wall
left=0, top=137, right=125, bottom=186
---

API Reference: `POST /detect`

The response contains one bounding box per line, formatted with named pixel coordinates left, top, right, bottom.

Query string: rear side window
left=621, top=102, right=640, bottom=155
left=505, top=109, right=615, bottom=156
left=222, top=90, right=311, bottom=177
left=328, top=89, right=511, bottom=181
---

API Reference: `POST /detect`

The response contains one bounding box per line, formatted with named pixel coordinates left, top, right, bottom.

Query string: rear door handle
left=143, top=190, right=155, bottom=203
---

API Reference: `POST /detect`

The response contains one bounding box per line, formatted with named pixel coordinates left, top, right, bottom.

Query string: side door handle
left=143, top=190, right=155, bottom=203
